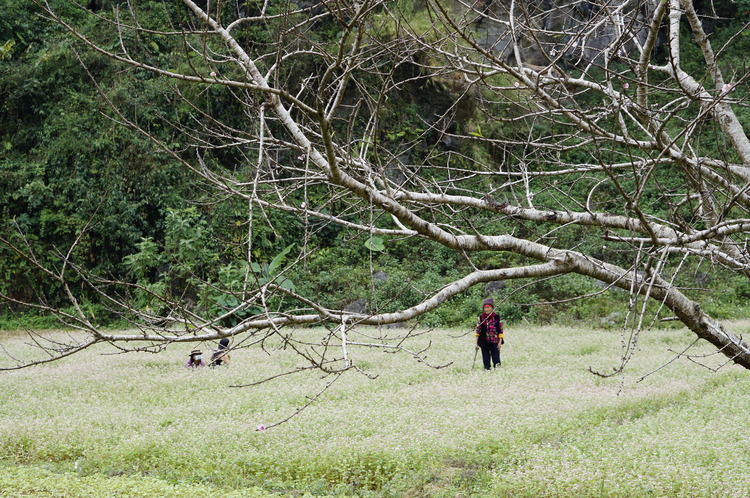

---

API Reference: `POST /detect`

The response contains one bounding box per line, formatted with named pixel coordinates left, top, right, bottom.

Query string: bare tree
left=3, top=0, right=750, bottom=375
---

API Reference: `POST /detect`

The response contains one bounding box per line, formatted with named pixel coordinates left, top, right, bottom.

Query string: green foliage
left=200, top=244, right=297, bottom=326
left=0, top=311, right=64, bottom=330
left=121, top=205, right=300, bottom=324
left=122, top=207, right=218, bottom=309
left=736, top=281, right=750, bottom=301
left=364, top=235, right=386, bottom=252
left=0, top=1, right=195, bottom=318
left=2, top=0, right=750, bottom=333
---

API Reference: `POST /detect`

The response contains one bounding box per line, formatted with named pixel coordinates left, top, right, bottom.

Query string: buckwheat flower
left=514, top=81, right=520, bottom=88
left=257, top=424, right=267, bottom=432
left=301, top=202, right=307, bottom=209
left=722, top=83, right=732, bottom=93
left=550, top=49, right=557, bottom=56
left=210, top=71, right=217, bottom=78
left=622, top=83, right=629, bottom=89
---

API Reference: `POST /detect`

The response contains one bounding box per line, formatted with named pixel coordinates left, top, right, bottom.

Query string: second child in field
left=475, top=298, right=504, bottom=370
left=209, top=337, right=232, bottom=368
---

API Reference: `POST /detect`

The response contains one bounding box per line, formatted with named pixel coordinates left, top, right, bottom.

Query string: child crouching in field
left=185, top=349, right=205, bottom=368
left=209, top=338, right=231, bottom=368
left=475, top=298, right=504, bottom=370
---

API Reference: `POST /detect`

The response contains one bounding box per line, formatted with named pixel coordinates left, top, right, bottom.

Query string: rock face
left=473, top=0, right=657, bottom=67
left=343, top=298, right=369, bottom=314
left=473, top=0, right=737, bottom=69
left=485, top=280, right=506, bottom=294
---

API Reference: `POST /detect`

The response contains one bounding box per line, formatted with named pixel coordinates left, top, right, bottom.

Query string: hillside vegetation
left=1, top=0, right=750, bottom=330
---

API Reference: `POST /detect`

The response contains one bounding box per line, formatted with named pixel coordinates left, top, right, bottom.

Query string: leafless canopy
left=3, top=0, right=750, bottom=375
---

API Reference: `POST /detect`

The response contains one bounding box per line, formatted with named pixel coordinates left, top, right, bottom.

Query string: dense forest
left=1, top=0, right=749, bottom=336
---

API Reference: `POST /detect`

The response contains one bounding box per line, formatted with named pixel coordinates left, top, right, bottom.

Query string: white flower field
left=2, top=321, right=750, bottom=496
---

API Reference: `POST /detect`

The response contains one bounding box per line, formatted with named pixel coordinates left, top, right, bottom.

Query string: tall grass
left=2, top=321, right=750, bottom=496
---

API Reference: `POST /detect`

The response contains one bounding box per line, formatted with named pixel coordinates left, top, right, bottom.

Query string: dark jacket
left=476, top=312, right=504, bottom=346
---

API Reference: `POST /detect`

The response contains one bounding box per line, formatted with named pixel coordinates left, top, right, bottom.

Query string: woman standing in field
left=475, top=298, right=503, bottom=370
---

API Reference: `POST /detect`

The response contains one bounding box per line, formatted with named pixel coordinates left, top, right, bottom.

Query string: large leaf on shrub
left=364, top=236, right=385, bottom=252
left=268, top=244, right=295, bottom=275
